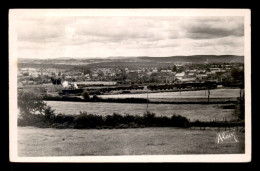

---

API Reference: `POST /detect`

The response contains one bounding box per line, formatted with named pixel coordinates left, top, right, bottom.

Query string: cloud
left=74, top=17, right=157, bottom=41
left=16, top=16, right=244, bottom=58
left=182, top=17, right=244, bottom=39
left=201, top=37, right=243, bottom=47
left=17, top=20, right=65, bottom=42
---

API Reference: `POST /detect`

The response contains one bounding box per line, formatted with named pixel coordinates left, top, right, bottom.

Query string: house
left=146, top=72, right=152, bottom=76
left=198, top=70, right=206, bottom=74
left=206, top=72, right=213, bottom=75
left=137, top=69, right=142, bottom=73
left=197, top=74, right=208, bottom=81
left=85, top=74, right=90, bottom=79
left=65, top=75, right=72, bottom=79
left=161, top=70, right=172, bottom=73
left=215, top=70, right=226, bottom=73
left=210, top=68, right=221, bottom=74
left=187, top=69, right=197, bottom=73
left=178, top=78, right=196, bottom=83
left=187, top=73, right=196, bottom=78
left=92, top=73, right=99, bottom=78
left=175, top=72, right=185, bottom=80
left=152, top=69, right=158, bottom=73
left=108, top=72, right=116, bottom=77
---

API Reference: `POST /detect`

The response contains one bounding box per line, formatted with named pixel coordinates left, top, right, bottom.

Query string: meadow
left=99, top=88, right=241, bottom=99
left=45, top=101, right=236, bottom=121
left=18, top=126, right=245, bottom=156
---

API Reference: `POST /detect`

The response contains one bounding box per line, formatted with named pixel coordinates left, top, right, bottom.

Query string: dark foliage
left=50, top=77, right=62, bottom=85
left=82, top=91, right=90, bottom=101
left=74, top=112, right=104, bottom=128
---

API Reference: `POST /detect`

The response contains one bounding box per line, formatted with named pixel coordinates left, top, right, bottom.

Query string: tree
left=233, top=96, right=245, bottom=120
left=177, top=66, right=184, bottom=72
left=51, top=77, right=62, bottom=85
left=92, top=94, right=99, bottom=102
left=43, top=106, right=55, bottom=123
left=207, top=88, right=210, bottom=103
left=83, top=68, right=92, bottom=75
left=18, top=91, right=57, bottom=126
left=18, top=91, right=46, bottom=117
left=18, top=91, right=46, bottom=125
left=151, top=73, right=158, bottom=77
left=172, top=65, right=177, bottom=72
left=98, top=71, right=104, bottom=77
left=23, top=72, right=29, bottom=76
left=82, top=91, right=90, bottom=101
left=231, top=68, right=244, bottom=83
left=204, top=81, right=212, bottom=103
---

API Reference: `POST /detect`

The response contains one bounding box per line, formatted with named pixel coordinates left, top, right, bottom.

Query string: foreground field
left=18, top=127, right=244, bottom=156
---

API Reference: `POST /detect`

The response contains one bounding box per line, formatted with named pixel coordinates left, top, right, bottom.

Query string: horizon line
left=17, top=55, right=244, bottom=60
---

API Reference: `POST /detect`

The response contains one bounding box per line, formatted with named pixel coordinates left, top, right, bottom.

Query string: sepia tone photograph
left=9, top=9, right=251, bottom=162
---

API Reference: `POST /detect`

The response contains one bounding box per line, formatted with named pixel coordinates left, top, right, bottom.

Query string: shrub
left=53, top=114, right=75, bottom=124
left=82, top=92, right=90, bottom=101
left=92, top=94, right=99, bottom=102
left=233, top=98, right=245, bottom=120
left=18, top=113, right=39, bottom=126
left=170, top=115, right=190, bottom=127
left=143, top=111, right=156, bottom=126
left=122, top=114, right=135, bottom=124
left=74, top=112, right=103, bottom=128
left=104, top=113, right=124, bottom=126
left=155, top=116, right=171, bottom=127
left=129, top=122, right=139, bottom=128
left=116, top=124, right=129, bottom=129
left=43, top=106, right=55, bottom=123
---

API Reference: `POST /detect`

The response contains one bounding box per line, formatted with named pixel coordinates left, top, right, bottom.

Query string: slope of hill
left=138, top=55, right=244, bottom=63
left=18, top=55, right=244, bottom=69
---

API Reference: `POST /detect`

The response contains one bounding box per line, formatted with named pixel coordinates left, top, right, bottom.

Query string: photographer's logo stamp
left=215, top=131, right=239, bottom=144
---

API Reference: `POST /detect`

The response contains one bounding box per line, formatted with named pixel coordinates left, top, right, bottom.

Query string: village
left=17, top=62, right=244, bottom=97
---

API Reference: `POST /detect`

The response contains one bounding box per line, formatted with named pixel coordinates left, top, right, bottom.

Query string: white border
left=9, top=9, right=251, bottom=163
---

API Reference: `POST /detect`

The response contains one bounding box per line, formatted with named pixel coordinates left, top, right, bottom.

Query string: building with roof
left=187, top=73, right=196, bottom=78
left=175, top=72, right=185, bottom=80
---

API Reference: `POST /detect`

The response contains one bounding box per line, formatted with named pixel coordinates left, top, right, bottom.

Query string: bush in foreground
left=18, top=108, right=244, bottom=129
left=18, top=110, right=191, bottom=129
left=74, top=112, right=104, bottom=128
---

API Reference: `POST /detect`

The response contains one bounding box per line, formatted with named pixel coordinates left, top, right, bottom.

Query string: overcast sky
left=17, top=16, right=244, bottom=58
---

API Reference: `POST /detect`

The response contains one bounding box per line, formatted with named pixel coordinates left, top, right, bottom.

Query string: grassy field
left=45, top=101, right=236, bottom=121
left=18, top=127, right=244, bottom=156
left=99, top=88, right=240, bottom=99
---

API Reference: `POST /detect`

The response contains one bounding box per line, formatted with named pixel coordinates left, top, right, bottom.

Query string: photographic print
left=9, top=9, right=251, bottom=162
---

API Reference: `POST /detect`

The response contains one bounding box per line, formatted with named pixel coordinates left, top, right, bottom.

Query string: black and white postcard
left=9, top=9, right=251, bottom=162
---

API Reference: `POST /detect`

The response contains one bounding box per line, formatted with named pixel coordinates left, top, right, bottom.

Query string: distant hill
left=138, top=55, right=244, bottom=63
left=18, top=55, right=244, bottom=69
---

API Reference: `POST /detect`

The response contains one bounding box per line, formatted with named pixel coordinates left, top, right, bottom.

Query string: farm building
left=175, top=72, right=185, bottom=80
